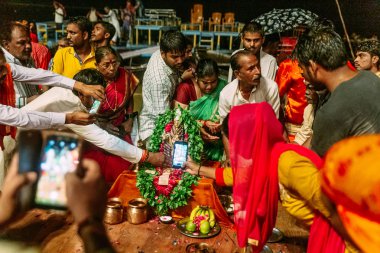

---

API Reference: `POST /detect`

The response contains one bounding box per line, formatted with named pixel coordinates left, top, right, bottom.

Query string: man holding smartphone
left=0, top=49, right=104, bottom=129
left=0, top=154, right=115, bottom=253
left=24, top=69, right=165, bottom=168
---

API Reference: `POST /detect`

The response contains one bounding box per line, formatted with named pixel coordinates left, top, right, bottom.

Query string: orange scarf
left=0, top=64, right=16, bottom=149
left=322, top=135, right=380, bottom=253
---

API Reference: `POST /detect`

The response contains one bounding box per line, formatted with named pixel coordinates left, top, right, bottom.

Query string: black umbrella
left=253, top=8, right=319, bottom=35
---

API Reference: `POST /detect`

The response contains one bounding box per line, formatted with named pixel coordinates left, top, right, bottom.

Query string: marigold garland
left=136, top=108, right=203, bottom=215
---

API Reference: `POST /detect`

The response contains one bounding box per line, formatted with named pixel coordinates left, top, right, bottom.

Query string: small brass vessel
left=104, top=198, right=124, bottom=225
left=127, top=198, right=148, bottom=224
left=186, top=243, right=215, bottom=253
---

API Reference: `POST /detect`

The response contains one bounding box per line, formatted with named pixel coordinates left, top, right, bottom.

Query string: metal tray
left=177, top=217, right=221, bottom=239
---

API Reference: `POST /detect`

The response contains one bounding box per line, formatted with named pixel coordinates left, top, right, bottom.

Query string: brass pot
left=104, top=198, right=124, bottom=225
left=127, top=198, right=148, bottom=224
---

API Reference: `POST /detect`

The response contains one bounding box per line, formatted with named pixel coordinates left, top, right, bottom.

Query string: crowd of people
left=0, top=2, right=379, bottom=252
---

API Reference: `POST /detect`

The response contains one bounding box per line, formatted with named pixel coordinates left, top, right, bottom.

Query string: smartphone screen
left=34, top=133, right=81, bottom=209
left=89, top=100, right=101, bottom=114
left=172, top=141, right=188, bottom=169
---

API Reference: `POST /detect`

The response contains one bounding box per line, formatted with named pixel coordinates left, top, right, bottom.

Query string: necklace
left=104, top=80, right=118, bottom=112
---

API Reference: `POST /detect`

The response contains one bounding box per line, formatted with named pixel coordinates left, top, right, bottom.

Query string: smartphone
left=172, top=141, right=188, bottom=169
left=33, top=131, right=83, bottom=209
left=18, top=130, right=43, bottom=211
left=89, top=100, right=101, bottom=114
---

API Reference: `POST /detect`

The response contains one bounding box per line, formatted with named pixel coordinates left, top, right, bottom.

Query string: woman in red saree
left=186, top=102, right=354, bottom=252
left=84, top=46, right=139, bottom=182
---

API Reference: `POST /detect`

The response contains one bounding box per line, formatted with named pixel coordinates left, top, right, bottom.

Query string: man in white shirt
left=139, top=30, right=187, bottom=142
left=219, top=50, right=280, bottom=121
left=0, top=22, right=40, bottom=108
left=0, top=50, right=104, bottom=189
left=227, top=21, right=277, bottom=82
left=0, top=48, right=103, bottom=127
left=23, top=69, right=164, bottom=166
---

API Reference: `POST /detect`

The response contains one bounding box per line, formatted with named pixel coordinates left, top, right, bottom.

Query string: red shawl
left=229, top=102, right=283, bottom=250
left=0, top=64, right=16, bottom=149
left=98, top=67, right=139, bottom=126
left=229, top=102, right=345, bottom=252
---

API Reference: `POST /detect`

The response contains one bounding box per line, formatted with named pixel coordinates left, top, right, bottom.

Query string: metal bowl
left=260, top=245, right=273, bottom=253
left=186, top=242, right=215, bottom=253
left=267, top=227, right=284, bottom=243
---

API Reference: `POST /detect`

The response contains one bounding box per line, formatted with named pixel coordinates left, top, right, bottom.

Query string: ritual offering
left=177, top=206, right=221, bottom=238
left=137, top=108, right=203, bottom=216
left=159, top=215, right=173, bottom=224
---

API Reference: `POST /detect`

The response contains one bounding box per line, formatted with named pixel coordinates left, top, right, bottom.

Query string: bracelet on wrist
left=139, top=150, right=149, bottom=163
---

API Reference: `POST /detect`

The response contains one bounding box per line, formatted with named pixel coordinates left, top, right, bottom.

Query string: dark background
left=1, top=0, right=379, bottom=37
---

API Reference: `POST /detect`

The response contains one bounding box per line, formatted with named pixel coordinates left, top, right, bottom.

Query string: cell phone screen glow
left=89, top=100, right=101, bottom=114
left=34, top=135, right=80, bottom=208
left=172, top=141, right=188, bottom=169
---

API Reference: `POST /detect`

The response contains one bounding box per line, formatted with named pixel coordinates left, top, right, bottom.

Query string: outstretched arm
left=10, top=63, right=105, bottom=101
left=0, top=104, right=95, bottom=129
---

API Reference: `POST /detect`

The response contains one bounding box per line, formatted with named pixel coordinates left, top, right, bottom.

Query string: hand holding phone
left=34, top=131, right=82, bottom=209
left=65, top=159, right=107, bottom=224
left=172, top=141, right=188, bottom=169
left=18, top=130, right=83, bottom=210
left=89, top=100, right=101, bottom=114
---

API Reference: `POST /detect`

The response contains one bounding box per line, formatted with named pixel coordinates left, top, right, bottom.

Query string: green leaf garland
left=136, top=107, right=203, bottom=215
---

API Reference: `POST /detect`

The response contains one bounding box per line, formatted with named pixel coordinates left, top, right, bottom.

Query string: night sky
left=2, top=0, right=379, bottom=37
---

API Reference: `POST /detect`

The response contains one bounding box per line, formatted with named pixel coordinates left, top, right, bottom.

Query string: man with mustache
left=0, top=22, right=40, bottom=108
left=51, top=16, right=95, bottom=79
left=139, top=30, right=187, bottom=143
left=219, top=50, right=280, bottom=121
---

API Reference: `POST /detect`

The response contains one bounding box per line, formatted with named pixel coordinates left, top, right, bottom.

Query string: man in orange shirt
left=275, top=59, right=310, bottom=145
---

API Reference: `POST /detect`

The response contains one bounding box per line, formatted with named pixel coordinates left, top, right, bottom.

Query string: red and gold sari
left=84, top=67, right=139, bottom=182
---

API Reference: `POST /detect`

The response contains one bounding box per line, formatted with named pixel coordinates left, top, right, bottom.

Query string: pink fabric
left=229, top=102, right=345, bottom=252
left=229, top=102, right=283, bottom=251
left=307, top=215, right=345, bottom=253
left=31, top=42, right=51, bottom=70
